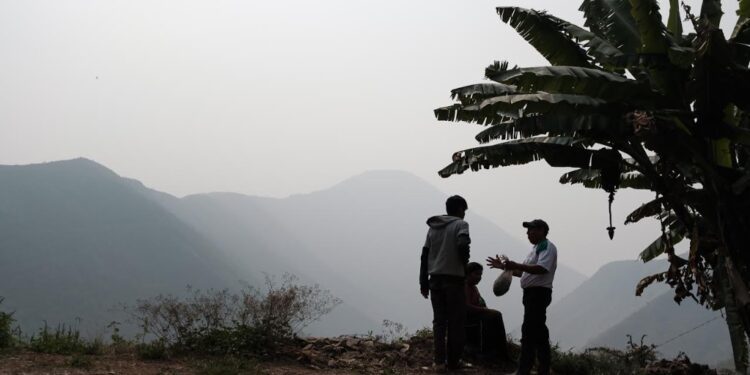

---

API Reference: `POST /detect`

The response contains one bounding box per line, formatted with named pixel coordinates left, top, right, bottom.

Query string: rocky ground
left=0, top=332, right=514, bottom=375
left=0, top=333, right=723, bottom=375
left=291, top=332, right=516, bottom=374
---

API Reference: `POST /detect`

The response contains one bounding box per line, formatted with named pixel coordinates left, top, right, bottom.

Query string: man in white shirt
left=486, top=219, right=557, bottom=375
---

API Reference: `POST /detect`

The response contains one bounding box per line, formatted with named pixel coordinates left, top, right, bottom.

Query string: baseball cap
left=522, top=219, right=549, bottom=232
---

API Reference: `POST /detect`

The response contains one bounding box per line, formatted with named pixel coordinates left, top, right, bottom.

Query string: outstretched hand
left=486, top=255, right=506, bottom=270
left=504, top=260, right=519, bottom=271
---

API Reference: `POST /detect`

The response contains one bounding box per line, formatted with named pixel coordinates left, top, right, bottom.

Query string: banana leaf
left=450, top=82, right=517, bottom=106
left=579, top=0, right=640, bottom=55
left=487, top=65, right=654, bottom=103
left=630, top=0, right=689, bottom=102
left=434, top=104, right=509, bottom=126
left=478, top=92, right=610, bottom=118
left=475, top=114, right=631, bottom=144
left=700, top=0, right=723, bottom=28
left=626, top=196, right=667, bottom=224
left=439, top=136, right=593, bottom=177
left=730, top=18, right=750, bottom=66
left=666, top=0, right=683, bottom=40
left=630, top=0, right=670, bottom=54
left=490, top=65, right=632, bottom=84
left=639, top=224, right=686, bottom=262
left=496, top=7, right=593, bottom=67
left=542, top=12, right=625, bottom=68
left=560, top=169, right=652, bottom=190
left=742, top=0, right=750, bottom=19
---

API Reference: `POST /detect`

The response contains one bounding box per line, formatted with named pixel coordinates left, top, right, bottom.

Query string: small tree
left=126, top=275, right=341, bottom=356
left=435, top=0, right=750, bottom=371
left=0, top=297, right=15, bottom=349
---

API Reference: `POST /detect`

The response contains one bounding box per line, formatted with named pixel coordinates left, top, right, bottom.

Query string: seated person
left=465, top=262, right=510, bottom=362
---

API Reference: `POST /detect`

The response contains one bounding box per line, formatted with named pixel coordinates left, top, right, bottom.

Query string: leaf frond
left=434, top=104, right=509, bottom=126
left=497, top=7, right=593, bottom=67
left=478, top=92, right=611, bottom=118
left=439, top=136, right=594, bottom=178
left=640, top=224, right=686, bottom=262
left=579, top=0, right=640, bottom=54
left=487, top=65, right=654, bottom=103
left=450, top=82, right=517, bottom=105
left=475, top=114, right=630, bottom=144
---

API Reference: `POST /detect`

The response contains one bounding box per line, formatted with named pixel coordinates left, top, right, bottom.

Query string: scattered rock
left=345, top=338, right=361, bottom=349
left=644, top=355, right=717, bottom=375
left=294, top=335, right=433, bottom=372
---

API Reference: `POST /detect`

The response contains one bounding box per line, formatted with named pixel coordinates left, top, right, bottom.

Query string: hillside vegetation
left=0, top=290, right=723, bottom=375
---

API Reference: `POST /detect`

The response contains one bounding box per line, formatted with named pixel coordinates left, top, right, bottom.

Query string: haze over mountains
left=0, top=158, right=731, bottom=366
left=0, top=158, right=584, bottom=336
left=547, top=259, right=672, bottom=350
left=0, top=159, right=241, bottom=335
left=549, top=259, right=730, bottom=366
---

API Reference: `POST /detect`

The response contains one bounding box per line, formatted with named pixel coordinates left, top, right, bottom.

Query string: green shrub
left=551, top=347, right=629, bottom=375
left=82, top=338, right=105, bottom=355
left=29, top=323, right=88, bottom=354
left=27, top=323, right=104, bottom=355
left=181, top=325, right=275, bottom=356
left=125, top=274, right=340, bottom=357
left=191, top=356, right=264, bottom=375
left=412, top=327, right=433, bottom=340
left=0, top=312, right=13, bottom=349
left=549, top=336, right=659, bottom=375
left=108, top=321, right=132, bottom=354
left=68, top=354, right=94, bottom=369
left=0, top=298, right=15, bottom=349
left=136, top=339, right=168, bottom=360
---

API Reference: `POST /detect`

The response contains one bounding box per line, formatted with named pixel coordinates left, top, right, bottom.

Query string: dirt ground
left=0, top=351, right=511, bottom=375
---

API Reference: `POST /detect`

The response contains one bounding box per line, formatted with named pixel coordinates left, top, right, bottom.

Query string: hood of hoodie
left=426, top=215, right=462, bottom=229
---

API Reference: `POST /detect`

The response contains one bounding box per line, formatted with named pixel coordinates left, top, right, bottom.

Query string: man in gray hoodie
left=420, top=195, right=471, bottom=370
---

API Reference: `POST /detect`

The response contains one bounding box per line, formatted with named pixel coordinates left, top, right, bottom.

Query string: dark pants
left=430, top=275, right=466, bottom=367
left=468, top=309, right=509, bottom=361
left=518, top=287, right=552, bottom=375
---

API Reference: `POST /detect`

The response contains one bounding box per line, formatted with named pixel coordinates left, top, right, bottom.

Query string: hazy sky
left=1, top=0, right=739, bottom=275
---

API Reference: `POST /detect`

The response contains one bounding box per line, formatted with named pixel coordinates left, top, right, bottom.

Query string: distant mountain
left=0, top=159, right=241, bottom=335
left=0, top=160, right=586, bottom=338
left=588, top=290, right=729, bottom=366
left=547, top=259, right=672, bottom=350
left=157, top=170, right=587, bottom=334
left=142, top=190, right=380, bottom=335
left=547, top=258, right=731, bottom=367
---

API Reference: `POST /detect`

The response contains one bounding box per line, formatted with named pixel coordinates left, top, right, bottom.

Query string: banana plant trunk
left=716, top=193, right=750, bottom=373
left=720, top=255, right=749, bottom=373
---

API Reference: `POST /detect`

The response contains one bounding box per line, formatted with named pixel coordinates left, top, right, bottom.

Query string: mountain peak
left=0, top=157, right=117, bottom=176
left=332, top=169, right=434, bottom=191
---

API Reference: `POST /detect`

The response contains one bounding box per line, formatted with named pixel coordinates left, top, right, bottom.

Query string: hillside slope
left=165, top=170, right=587, bottom=333
left=546, top=259, right=671, bottom=350
left=0, top=160, right=585, bottom=337
left=0, top=159, right=241, bottom=334
left=587, top=290, right=730, bottom=366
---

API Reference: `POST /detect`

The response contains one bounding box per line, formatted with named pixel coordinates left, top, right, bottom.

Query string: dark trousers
left=468, top=309, right=509, bottom=361
left=429, top=275, right=466, bottom=367
left=518, top=287, right=552, bottom=375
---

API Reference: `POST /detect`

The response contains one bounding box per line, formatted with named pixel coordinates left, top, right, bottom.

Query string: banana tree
left=435, top=0, right=750, bottom=371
